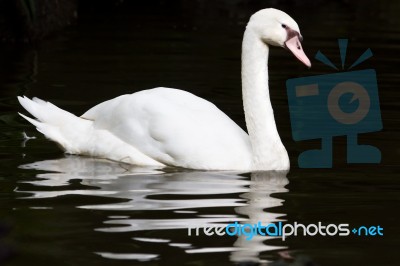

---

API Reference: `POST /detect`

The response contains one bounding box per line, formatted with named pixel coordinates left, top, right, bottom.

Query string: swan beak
left=285, top=36, right=312, bottom=68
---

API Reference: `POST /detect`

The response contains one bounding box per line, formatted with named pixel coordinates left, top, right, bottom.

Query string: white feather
left=17, top=8, right=307, bottom=171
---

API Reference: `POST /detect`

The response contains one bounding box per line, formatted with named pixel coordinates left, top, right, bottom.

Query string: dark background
left=0, top=1, right=399, bottom=265
left=1, top=0, right=399, bottom=167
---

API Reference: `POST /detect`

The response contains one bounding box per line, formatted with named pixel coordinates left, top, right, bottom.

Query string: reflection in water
left=18, top=156, right=289, bottom=264
left=230, top=171, right=288, bottom=264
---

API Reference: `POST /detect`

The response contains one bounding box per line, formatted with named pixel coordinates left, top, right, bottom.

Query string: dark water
left=1, top=2, right=400, bottom=265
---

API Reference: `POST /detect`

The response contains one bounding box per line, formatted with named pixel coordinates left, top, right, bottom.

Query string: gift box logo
left=286, top=39, right=382, bottom=168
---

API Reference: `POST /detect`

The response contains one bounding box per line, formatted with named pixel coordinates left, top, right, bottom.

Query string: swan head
left=247, top=8, right=311, bottom=67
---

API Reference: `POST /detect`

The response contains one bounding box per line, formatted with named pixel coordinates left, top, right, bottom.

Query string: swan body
left=18, top=8, right=311, bottom=171
left=83, top=88, right=253, bottom=169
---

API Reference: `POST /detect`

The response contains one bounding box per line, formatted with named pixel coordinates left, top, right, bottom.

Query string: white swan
left=17, top=8, right=311, bottom=171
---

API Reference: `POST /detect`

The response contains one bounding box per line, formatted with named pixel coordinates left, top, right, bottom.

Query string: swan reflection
left=18, top=156, right=289, bottom=264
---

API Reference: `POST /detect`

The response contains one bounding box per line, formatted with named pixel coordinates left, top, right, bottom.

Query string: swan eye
left=281, top=24, right=287, bottom=29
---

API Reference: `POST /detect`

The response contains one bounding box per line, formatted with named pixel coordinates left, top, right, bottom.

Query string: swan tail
left=18, top=96, right=77, bottom=126
left=17, top=96, right=166, bottom=166
left=17, top=96, right=91, bottom=153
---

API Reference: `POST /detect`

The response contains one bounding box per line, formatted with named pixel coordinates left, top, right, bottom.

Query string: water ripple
left=16, top=156, right=289, bottom=264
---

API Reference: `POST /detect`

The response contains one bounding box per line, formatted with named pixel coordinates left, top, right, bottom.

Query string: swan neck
left=241, top=28, right=289, bottom=170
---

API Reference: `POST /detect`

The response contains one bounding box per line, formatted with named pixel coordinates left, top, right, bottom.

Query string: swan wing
left=82, top=87, right=252, bottom=170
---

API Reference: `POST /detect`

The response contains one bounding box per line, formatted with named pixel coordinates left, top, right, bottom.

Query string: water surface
left=1, top=2, right=399, bottom=265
